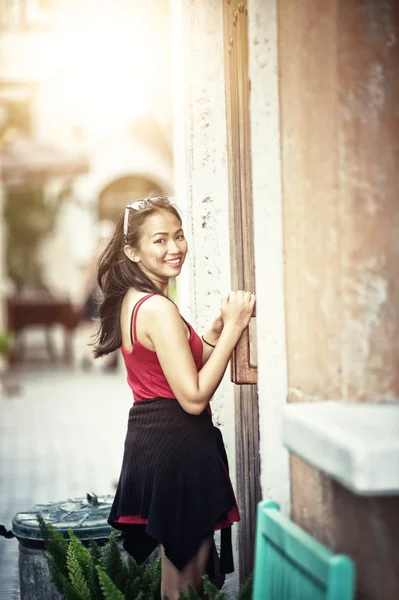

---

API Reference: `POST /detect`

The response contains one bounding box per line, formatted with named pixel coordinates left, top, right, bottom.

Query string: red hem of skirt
left=113, top=503, right=240, bottom=531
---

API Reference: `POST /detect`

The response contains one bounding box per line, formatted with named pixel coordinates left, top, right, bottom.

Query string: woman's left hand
left=210, top=294, right=229, bottom=337
left=211, top=312, right=223, bottom=336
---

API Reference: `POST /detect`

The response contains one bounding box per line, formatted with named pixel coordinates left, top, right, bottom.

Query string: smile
left=164, top=258, right=182, bottom=267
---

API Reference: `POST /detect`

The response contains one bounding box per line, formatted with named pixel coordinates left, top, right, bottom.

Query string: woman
left=94, top=196, right=255, bottom=599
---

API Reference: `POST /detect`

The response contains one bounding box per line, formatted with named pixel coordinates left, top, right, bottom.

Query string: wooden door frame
left=223, top=0, right=261, bottom=582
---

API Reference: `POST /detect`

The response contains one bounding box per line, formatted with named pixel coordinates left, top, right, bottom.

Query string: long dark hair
left=93, top=198, right=182, bottom=358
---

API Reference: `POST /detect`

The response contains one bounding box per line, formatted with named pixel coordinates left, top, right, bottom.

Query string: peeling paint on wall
left=343, top=265, right=389, bottom=399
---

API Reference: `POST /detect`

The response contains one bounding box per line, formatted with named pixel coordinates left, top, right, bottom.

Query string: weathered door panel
left=223, top=0, right=261, bottom=581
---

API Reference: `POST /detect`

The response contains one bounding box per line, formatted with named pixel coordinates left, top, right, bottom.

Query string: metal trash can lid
left=12, top=493, right=115, bottom=542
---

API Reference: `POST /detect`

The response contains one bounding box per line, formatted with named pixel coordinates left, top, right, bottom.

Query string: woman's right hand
left=221, top=290, right=256, bottom=333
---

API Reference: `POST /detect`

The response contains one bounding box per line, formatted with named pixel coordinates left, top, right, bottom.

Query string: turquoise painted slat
left=252, top=501, right=355, bottom=600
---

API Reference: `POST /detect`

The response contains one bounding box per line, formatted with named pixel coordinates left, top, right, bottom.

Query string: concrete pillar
left=247, top=0, right=290, bottom=514
left=279, top=1, right=399, bottom=598
left=171, top=0, right=239, bottom=595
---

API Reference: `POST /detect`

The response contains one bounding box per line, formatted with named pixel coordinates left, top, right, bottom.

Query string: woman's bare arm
left=142, top=293, right=254, bottom=415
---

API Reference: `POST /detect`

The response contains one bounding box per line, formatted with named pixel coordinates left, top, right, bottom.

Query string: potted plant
left=4, top=182, right=72, bottom=291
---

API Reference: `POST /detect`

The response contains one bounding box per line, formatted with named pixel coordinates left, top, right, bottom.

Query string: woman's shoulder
left=139, top=293, right=178, bottom=317
left=123, top=289, right=177, bottom=315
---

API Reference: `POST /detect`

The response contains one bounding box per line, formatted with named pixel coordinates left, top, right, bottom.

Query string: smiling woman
left=93, top=195, right=255, bottom=599
left=122, top=198, right=188, bottom=286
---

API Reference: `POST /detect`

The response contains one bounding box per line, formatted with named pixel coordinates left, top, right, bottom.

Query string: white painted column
left=247, top=0, right=291, bottom=515
left=171, top=0, right=239, bottom=595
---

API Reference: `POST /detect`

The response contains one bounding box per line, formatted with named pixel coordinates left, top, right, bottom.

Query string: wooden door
left=223, top=0, right=261, bottom=582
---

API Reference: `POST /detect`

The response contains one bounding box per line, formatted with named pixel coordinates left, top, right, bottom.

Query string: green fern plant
left=38, top=517, right=162, bottom=600
left=178, top=583, right=200, bottom=600
left=37, top=514, right=72, bottom=597
left=69, top=532, right=96, bottom=591
left=178, top=575, right=228, bottom=600
left=237, top=572, right=252, bottom=600
left=37, top=515, right=252, bottom=600
left=100, top=533, right=125, bottom=586
left=88, top=540, right=103, bottom=599
left=96, top=567, right=126, bottom=600
left=203, top=574, right=229, bottom=599
left=66, top=542, right=92, bottom=600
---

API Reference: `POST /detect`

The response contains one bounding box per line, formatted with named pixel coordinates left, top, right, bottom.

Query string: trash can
left=11, top=493, right=115, bottom=600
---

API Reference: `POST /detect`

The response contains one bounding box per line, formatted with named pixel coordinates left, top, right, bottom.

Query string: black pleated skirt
left=108, top=397, right=238, bottom=573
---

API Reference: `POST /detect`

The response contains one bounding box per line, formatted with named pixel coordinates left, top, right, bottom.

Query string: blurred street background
left=0, top=362, right=130, bottom=598
left=0, top=0, right=175, bottom=596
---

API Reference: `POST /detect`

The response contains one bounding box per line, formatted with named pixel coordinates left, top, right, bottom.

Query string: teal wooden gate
left=252, top=501, right=355, bottom=600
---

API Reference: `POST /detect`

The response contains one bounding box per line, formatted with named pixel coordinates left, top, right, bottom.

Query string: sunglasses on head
left=123, top=196, right=171, bottom=243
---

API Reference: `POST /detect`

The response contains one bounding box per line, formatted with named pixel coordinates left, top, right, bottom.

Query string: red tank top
left=116, top=294, right=240, bottom=530
left=120, top=294, right=203, bottom=401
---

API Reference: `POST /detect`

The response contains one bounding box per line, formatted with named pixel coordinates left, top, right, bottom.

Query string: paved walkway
left=0, top=364, right=132, bottom=599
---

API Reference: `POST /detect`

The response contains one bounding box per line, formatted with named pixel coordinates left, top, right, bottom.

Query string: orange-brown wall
left=279, top=0, right=399, bottom=598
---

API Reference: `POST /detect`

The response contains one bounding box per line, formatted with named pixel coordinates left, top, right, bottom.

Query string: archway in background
left=98, top=174, right=164, bottom=222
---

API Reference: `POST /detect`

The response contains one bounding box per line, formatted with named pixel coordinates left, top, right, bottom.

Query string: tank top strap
left=130, top=294, right=157, bottom=346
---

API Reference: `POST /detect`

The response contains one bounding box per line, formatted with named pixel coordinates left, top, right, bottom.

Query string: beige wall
left=279, top=1, right=399, bottom=598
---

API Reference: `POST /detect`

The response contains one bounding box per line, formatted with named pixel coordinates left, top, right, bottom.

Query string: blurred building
left=0, top=0, right=174, bottom=306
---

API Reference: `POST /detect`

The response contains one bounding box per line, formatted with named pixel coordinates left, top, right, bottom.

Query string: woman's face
left=132, top=210, right=188, bottom=285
